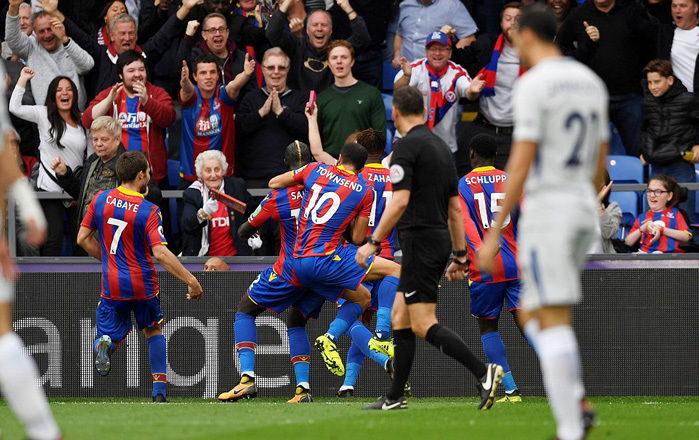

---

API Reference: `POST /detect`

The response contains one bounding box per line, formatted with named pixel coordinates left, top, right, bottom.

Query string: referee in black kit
left=356, top=86, right=503, bottom=411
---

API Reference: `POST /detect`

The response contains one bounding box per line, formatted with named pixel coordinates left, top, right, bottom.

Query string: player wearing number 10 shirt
left=78, top=151, right=202, bottom=402
left=269, top=142, right=402, bottom=376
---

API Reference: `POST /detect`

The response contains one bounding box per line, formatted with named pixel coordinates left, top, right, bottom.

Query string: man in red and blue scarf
left=394, top=30, right=484, bottom=164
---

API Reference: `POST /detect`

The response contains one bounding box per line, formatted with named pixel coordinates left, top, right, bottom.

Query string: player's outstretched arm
left=152, top=244, right=203, bottom=300
left=478, top=140, right=535, bottom=273
left=77, top=226, right=102, bottom=261
left=268, top=171, right=295, bottom=189
left=305, top=104, right=335, bottom=165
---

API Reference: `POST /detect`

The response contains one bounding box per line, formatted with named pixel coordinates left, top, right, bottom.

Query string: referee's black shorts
left=397, top=228, right=451, bottom=305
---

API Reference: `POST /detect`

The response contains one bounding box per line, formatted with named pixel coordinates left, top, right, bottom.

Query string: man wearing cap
left=394, top=31, right=484, bottom=164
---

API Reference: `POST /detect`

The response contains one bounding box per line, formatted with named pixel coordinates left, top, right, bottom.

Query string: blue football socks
left=481, top=331, right=518, bottom=392
left=348, top=321, right=389, bottom=366
left=342, top=342, right=365, bottom=389
left=375, top=276, right=398, bottom=339
left=234, top=312, right=257, bottom=377
left=326, top=301, right=363, bottom=341
left=287, top=326, right=310, bottom=388
left=147, top=334, right=167, bottom=397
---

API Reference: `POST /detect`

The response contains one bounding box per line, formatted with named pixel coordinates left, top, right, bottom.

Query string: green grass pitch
left=1, top=397, right=697, bottom=439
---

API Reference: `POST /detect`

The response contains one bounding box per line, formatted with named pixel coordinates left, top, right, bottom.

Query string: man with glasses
left=394, top=31, right=484, bottom=165
left=178, top=12, right=257, bottom=104
left=236, top=47, right=309, bottom=187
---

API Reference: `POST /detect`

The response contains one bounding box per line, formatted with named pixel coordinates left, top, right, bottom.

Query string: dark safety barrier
left=12, top=257, right=699, bottom=399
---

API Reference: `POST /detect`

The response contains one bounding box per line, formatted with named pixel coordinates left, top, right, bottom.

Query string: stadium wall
left=11, top=257, right=699, bottom=399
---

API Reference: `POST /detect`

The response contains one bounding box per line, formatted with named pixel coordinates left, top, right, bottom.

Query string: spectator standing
left=43, top=0, right=200, bottom=101
left=5, top=0, right=94, bottom=110
left=317, top=40, right=386, bottom=158
left=450, top=3, right=524, bottom=172
left=546, top=0, right=577, bottom=29
left=266, top=0, right=371, bottom=92
left=178, top=52, right=254, bottom=186
left=236, top=47, right=309, bottom=184
left=177, top=13, right=257, bottom=103
left=634, top=0, right=699, bottom=93
left=83, top=50, right=175, bottom=187
left=329, top=0, right=392, bottom=88
left=1, top=2, right=32, bottom=60
left=393, top=0, right=478, bottom=67
left=557, top=0, right=651, bottom=157
left=394, top=31, right=483, bottom=164
left=181, top=150, right=256, bottom=256
left=50, top=116, right=162, bottom=234
left=641, top=59, right=699, bottom=220
left=10, top=67, right=92, bottom=256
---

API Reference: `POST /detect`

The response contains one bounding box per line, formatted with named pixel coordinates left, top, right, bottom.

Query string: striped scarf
left=426, top=61, right=465, bottom=129
left=478, top=34, right=525, bottom=98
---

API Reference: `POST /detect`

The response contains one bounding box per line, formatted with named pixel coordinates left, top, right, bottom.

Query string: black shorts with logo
left=397, top=228, right=451, bottom=304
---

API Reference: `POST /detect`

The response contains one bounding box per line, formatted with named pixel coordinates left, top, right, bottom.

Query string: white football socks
left=536, top=326, right=585, bottom=440
left=0, top=332, right=61, bottom=440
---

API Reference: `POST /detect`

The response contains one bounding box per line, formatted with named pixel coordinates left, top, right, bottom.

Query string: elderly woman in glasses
left=624, top=175, right=692, bottom=253
left=181, top=150, right=256, bottom=256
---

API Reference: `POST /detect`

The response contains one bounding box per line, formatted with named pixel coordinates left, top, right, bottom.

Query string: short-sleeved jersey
left=458, top=166, right=519, bottom=282
left=292, top=163, right=374, bottom=257
left=630, top=207, right=691, bottom=253
left=362, top=163, right=396, bottom=259
left=513, top=58, right=609, bottom=208
left=390, top=124, right=458, bottom=231
left=115, top=93, right=151, bottom=153
left=248, top=185, right=305, bottom=285
left=180, top=85, right=236, bottom=180
left=82, top=186, right=167, bottom=300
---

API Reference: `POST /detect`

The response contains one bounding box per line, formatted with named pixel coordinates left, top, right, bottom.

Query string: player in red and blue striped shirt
left=269, top=142, right=402, bottom=376
left=178, top=53, right=254, bottom=184
left=625, top=175, right=692, bottom=253
left=458, top=134, right=528, bottom=402
left=78, top=152, right=202, bottom=402
left=218, top=142, right=325, bottom=404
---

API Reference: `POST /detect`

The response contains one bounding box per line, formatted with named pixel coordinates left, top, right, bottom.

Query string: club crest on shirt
left=445, top=91, right=457, bottom=103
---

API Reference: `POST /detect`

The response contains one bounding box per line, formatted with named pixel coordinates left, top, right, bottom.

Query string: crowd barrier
left=11, top=256, right=699, bottom=399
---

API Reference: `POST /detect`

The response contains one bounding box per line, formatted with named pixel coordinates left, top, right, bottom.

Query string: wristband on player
left=367, top=235, right=381, bottom=246
left=10, top=179, right=47, bottom=230
left=453, top=249, right=467, bottom=258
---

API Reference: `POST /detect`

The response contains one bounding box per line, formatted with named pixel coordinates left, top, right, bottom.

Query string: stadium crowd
left=1, top=0, right=698, bottom=257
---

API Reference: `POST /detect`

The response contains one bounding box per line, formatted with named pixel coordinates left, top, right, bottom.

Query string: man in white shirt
left=669, top=0, right=699, bottom=93
left=394, top=31, right=483, bottom=163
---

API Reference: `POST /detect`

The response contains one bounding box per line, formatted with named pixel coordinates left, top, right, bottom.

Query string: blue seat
left=610, top=191, right=639, bottom=239
left=382, top=62, right=399, bottom=93
left=168, top=159, right=181, bottom=188
left=607, top=155, right=644, bottom=183
left=384, top=128, right=393, bottom=157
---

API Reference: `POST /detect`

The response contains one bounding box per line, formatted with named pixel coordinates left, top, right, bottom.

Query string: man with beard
left=83, top=50, right=175, bottom=187
left=77, top=151, right=203, bottom=403
left=266, top=0, right=371, bottom=92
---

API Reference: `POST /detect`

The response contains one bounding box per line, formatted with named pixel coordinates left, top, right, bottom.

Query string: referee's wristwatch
left=367, top=235, right=381, bottom=246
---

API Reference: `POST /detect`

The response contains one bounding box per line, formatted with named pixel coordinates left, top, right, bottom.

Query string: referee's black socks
left=387, top=328, right=415, bottom=401
left=426, top=324, right=487, bottom=379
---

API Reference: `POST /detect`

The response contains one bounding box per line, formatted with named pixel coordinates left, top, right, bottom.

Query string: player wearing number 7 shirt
left=459, top=133, right=530, bottom=403
left=78, top=151, right=203, bottom=403
left=269, top=142, right=402, bottom=377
